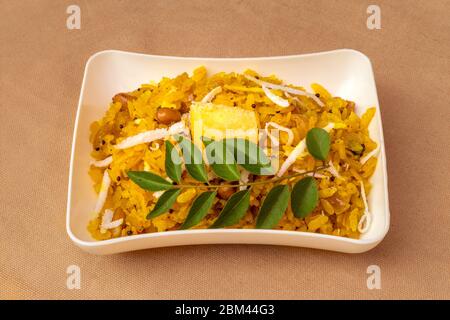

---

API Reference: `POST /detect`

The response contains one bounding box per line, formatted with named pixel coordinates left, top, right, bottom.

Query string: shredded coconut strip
left=284, top=91, right=303, bottom=105
left=358, top=181, right=372, bottom=233
left=293, top=168, right=327, bottom=178
left=169, top=120, right=190, bottom=137
left=277, top=122, right=335, bottom=177
left=327, top=160, right=341, bottom=178
left=100, top=209, right=123, bottom=231
left=239, top=169, right=250, bottom=190
left=262, top=85, right=290, bottom=107
left=149, top=142, right=160, bottom=151
left=101, top=209, right=113, bottom=227
left=115, top=121, right=187, bottom=149
left=152, top=191, right=164, bottom=199
left=115, top=128, right=167, bottom=149
left=94, top=170, right=111, bottom=214
left=360, top=145, right=380, bottom=164
left=90, top=156, right=112, bottom=167
left=201, top=86, right=222, bottom=103
left=265, top=122, right=294, bottom=147
left=244, top=74, right=324, bottom=107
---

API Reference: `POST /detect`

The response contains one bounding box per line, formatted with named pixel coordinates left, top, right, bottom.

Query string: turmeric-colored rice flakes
left=88, top=67, right=378, bottom=240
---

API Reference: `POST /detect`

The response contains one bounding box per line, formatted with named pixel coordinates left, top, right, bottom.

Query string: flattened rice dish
left=88, top=67, right=378, bottom=240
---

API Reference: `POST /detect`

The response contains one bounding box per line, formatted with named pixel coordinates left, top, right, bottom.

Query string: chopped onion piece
left=277, top=122, right=337, bottom=177
left=201, top=86, right=222, bottom=103
left=262, top=85, right=290, bottom=107
left=265, top=122, right=294, bottom=147
left=244, top=74, right=324, bottom=107
left=90, top=156, right=112, bottom=167
left=327, top=160, right=341, bottom=178
left=360, top=145, right=380, bottom=164
left=358, top=181, right=372, bottom=233
left=94, top=170, right=111, bottom=214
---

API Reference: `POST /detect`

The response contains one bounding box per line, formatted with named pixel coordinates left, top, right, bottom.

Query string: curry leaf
left=180, top=191, right=217, bottom=229
left=224, top=138, right=274, bottom=175
left=306, top=127, right=330, bottom=161
left=165, top=140, right=182, bottom=183
left=201, top=136, right=213, bottom=146
left=205, top=140, right=241, bottom=181
left=210, top=189, right=251, bottom=228
left=147, top=189, right=181, bottom=219
left=174, top=135, right=208, bottom=183
left=127, top=171, right=174, bottom=191
left=256, top=185, right=290, bottom=229
left=291, top=176, right=319, bottom=218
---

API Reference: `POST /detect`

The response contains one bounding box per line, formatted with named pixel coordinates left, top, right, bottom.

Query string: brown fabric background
left=1, top=0, right=449, bottom=300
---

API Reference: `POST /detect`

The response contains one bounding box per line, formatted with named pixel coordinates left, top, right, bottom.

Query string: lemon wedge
left=189, top=102, right=259, bottom=147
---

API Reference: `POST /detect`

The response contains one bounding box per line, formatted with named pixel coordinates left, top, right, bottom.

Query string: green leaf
left=306, top=127, right=330, bottom=161
left=291, top=176, right=319, bottom=218
left=205, top=140, right=241, bottom=181
left=147, top=189, right=181, bottom=219
left=210, top=189, right=251, bottom=228
left=224, top=138, right=274, bottom=175
left=181, top=191, right=217, bottom=229
left=127, top=171, right=173, bottom=191
left=174, top=135, right=208, bottom=182
left=201, top=136, right=213, bottom=146
left=164, top=140, right=182, bottom=183
left=256, top=185, right=290, bottom=229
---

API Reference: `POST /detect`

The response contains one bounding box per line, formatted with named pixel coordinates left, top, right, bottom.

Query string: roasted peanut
left=112, top=93, right=136, bottom=107
left=217, top=186, right=235, bottom=200
left=156, top=108, right=181, bottom=124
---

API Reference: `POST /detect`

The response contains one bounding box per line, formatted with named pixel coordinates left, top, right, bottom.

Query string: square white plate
left=67, top=49, right=390, bottom=254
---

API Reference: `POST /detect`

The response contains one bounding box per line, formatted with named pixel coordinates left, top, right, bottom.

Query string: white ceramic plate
left=67, top=49, right=390, bottom=254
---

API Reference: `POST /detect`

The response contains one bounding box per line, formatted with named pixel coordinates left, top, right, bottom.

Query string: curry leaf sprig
left=127, top=128, right=331, bottom=230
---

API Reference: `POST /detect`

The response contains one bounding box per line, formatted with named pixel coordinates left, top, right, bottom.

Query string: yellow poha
left=88, top=67, right=378, bottom=240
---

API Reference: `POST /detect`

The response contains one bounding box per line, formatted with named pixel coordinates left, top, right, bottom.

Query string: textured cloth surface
left=1, top=0, right=449, bottom=299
